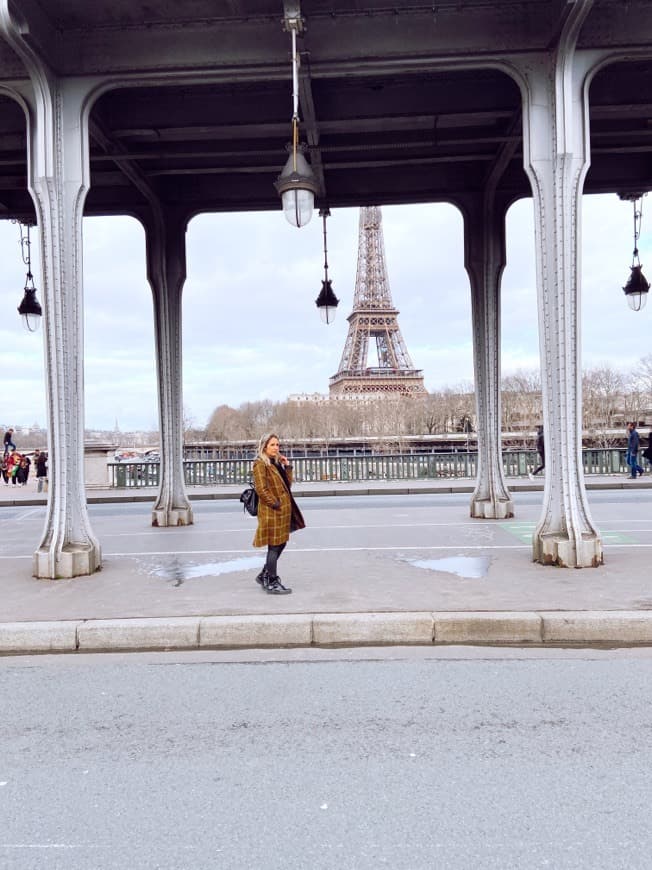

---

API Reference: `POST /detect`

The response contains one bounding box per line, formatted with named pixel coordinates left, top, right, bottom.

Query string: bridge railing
left=106, top=448, right=635, bottom=488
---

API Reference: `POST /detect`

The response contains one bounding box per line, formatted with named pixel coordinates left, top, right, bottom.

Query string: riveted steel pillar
left=32, top=82, right=102, bottom=578
left=142, top=207, right=193, bottom=527
left=2, top=83, right=101, bottom=578
left=0, top=4, right=102, bottom=577
left=461, top=193, right=514, bottom=520
left=517, top=1, right=603, bottom=567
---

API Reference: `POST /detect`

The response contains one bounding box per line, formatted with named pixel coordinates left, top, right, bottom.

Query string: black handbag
left=239, top=481, right=259, bottom=516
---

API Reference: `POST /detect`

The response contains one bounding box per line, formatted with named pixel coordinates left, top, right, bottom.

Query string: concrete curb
left=4, top=611, right=652, bottom=654
left=434, top=612, right=543, bottom=645
left=0, top=621, right=80, bottom=653
left=313, top=612, right=435, bottom=646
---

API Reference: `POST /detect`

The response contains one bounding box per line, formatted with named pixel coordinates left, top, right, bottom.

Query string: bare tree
left=621, top=374, right=646, bottom=431
left=205, top=404, right=242, bottom=441
left=582, top=365, right=625, bottom=446
left=501, top=370, right=541, bottom=438
left=438, top=383, right=475, bottom=433
left=201, top=357, right=648, bottom=450
left=636, top=353, right=652, bottom=397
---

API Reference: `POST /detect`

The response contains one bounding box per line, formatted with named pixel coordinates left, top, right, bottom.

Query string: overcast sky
left=0, top=192, right=649, bottom=432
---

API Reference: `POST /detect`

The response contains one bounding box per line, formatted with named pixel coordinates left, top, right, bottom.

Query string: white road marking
left=104, top=545, right=530, bottom=556
left=13, top=508, right=42, bottom=522
left=0, top=844, right=98, bottom=849
left=2, top=541, right=652, bottom=561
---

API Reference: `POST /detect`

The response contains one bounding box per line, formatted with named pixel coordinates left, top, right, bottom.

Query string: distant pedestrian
left=16, top=454, right=30, bottom=486
left=626, top=421, right=644, bottom=479
left=35, top=451, right=48, bottom=492
left=3, top=428, right=15, bottom=455
left=251, top=433, right=305, bottom=595
left=6, top=448, right=21, bottom=485
left=643, top=432, right=652, bottom=467
left=528, top=425, right=545, bottom=480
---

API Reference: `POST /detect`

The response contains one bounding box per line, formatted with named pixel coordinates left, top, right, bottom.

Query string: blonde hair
left=256, top=432, right=279, bottom=465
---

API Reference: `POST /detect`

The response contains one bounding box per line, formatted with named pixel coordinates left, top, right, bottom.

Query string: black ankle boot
left=255, top=569, right=269, bottom=588
left=266, top=575, right=292, bottom=595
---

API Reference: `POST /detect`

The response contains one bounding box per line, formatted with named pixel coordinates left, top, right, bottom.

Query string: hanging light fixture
left=16, top=221, right=42, bottom=332
left=315, top=207, right=339, bottom=323
left=274, top=12, right=318, bottom=228
left=620, top=193, right=650, bottom=312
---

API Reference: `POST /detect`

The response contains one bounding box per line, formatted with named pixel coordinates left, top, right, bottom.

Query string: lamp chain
left=322, top=208, right=330, bottom=282
left=632, top=197, right=644, bottom=267
left=19, top=223, right=36, bottom=288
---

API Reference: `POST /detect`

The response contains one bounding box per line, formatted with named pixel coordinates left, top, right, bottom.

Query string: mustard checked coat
left=252, top=459, right=306, bottom=547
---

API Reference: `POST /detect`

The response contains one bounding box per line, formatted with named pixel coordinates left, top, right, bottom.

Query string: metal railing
left=106, top=448, right=637, bottom=488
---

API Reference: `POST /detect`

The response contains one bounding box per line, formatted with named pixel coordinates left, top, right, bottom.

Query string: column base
left=33, top=543, right=102, bottom=579
left=533, top=533, right=603, bottom=568
left=470, top=497, right=514, bottom=519
left=152, top=507, right=194, bottom=527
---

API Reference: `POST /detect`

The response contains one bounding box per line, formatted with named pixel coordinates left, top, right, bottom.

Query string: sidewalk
left=2, top=474, right=652, bottom=654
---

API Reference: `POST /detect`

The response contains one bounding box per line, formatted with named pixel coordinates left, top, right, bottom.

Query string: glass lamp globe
left=275, top=149, right=318, bottom=228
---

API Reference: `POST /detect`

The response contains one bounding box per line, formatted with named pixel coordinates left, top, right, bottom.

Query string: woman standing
left=252, top=433, right=305, bottom=595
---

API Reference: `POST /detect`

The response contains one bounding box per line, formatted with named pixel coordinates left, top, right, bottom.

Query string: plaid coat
left=252, top=459, right=305, bottom=547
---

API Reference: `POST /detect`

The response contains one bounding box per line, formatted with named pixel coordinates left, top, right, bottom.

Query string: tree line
left=195, top=355, right=652, bottom=445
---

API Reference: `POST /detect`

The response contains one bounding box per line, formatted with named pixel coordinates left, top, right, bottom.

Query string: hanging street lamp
left=16, top=221, right=42, bottom=331
left=274, top=11, right=318, bottom=228
left=315, top=207, right=339, bottom=323
left=620, top=193, right=650, bottom=311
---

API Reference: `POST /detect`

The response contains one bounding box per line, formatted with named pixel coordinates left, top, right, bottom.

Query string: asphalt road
left=2, top=647, right=652, bottom=870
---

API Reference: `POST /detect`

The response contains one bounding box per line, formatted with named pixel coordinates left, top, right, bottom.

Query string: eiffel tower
left=329, top=206, right=426, bottom=398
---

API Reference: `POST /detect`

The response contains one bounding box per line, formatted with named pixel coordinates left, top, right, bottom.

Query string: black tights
left=265, top=543, right=286, bottom=578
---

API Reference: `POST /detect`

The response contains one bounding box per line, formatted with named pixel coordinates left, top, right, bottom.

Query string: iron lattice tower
left=329, top=206, right=426, bottom=397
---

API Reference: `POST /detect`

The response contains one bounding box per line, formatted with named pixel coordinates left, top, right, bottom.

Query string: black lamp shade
left=315, top=279, right=339, bottom=324
left=623, top=264, right=650, bottom=311
left=18, top=285, right=42, bottom=331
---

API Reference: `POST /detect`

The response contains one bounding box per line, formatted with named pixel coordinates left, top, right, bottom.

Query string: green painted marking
left=601, top=531, right=636, bottom=544
left=504, top=523, right=636, bottom=545
left=504, top=522, right=536, bottom=543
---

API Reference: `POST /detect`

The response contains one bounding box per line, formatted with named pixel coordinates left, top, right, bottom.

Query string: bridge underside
left=0, top=2, right=648, bottom=221
left=0, top=0, right=650, bottom=575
